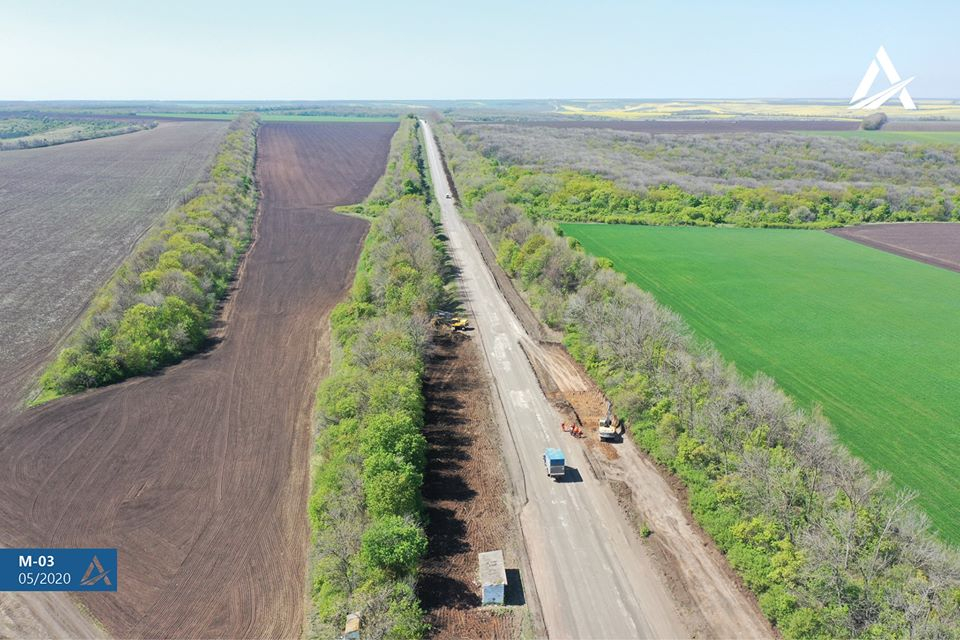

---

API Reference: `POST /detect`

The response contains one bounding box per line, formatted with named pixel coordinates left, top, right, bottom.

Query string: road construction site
left=422, top=119, right=772, bottom=639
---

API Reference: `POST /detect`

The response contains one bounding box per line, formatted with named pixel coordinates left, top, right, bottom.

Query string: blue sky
left=3, top=0, right=957, bottom=100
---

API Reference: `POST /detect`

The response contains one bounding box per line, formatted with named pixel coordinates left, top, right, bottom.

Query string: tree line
left=0, top=115, right=157, bottom=150
left=308, top=117, right=445, bottom=639
left=434, top=120, right=960, bottom=638
left=455, top=123, right=960, bottom=227
left=344, top=117, right=428, bottom=216
left=35, top=114, right=259, bottom=402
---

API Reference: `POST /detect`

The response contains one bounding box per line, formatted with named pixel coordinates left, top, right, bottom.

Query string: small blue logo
left=79, top=555, right=112, bottom=587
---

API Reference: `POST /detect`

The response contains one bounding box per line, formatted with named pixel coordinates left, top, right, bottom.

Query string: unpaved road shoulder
left=0, top=592, right=104, bottom=640
left=419, top=332, right=530, bottom=639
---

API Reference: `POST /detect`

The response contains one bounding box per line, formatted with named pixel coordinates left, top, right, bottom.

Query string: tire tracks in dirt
left=418, top=331, right=531, bottom=639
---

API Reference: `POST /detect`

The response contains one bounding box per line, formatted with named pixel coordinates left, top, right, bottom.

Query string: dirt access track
left=419, top=332, right=528, bottom=639
left=0, top=122, right=396, bottom=638
left=829, top=222, right=960, bottom=273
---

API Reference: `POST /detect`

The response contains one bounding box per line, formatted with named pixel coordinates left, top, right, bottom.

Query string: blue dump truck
left=544, top=447, right=566, bottom=480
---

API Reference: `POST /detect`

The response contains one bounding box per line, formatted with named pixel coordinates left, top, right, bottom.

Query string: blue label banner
left=0, top=548, right=117, bottom=591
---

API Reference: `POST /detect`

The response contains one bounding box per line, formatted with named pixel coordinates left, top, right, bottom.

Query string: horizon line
left=2, top=97, right=959, bottom=104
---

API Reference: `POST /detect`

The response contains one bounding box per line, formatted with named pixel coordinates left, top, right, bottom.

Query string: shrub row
left=0, top=117, right=157, bottom=150
left=307, top=130, right=444, bottom=638
left=466, top=163, right=955, bottom=229
left=346, top=116, right=428, bottom=216
left=434, top=121, right=960, bottom=638
left=497, top=168, right=905, bottom=228
left=35, top=114, right=259, bottom=402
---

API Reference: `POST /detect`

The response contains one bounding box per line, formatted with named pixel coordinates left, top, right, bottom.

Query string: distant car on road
left=445, top=193, right=452, bottom=199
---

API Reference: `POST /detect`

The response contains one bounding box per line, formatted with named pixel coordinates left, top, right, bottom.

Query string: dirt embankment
left=527, top=344, right=773, bottom=638
left=829, top=222, right=960, bottom=273
left=418, top=331, right=529, bottom=639
left=465, top=222, right=775, bottom=639
left=0, top=122, right=397, bottom=638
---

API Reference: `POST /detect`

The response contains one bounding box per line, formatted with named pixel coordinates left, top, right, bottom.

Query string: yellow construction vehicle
left=598, top=400, right=618, bottom=441
left=434, top=311, right=470, bottom=331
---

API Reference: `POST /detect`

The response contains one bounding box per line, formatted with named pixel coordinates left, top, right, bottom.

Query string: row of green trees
left=308, top=198, right=444, bottom=639
left=434, top=121, right=960, bottom=638
left=308, top=119, right=445, bottom=639
left=491, top=167, right=948, bottom=228
left=351, top=117, right=428, bottom=215
left=455, top=122, right=960, bottom=228
left=0, top=116, right=156, bottom=150
left=0, top=116, right=72, bottom=139
left=35, top=114, right=259, bottom=402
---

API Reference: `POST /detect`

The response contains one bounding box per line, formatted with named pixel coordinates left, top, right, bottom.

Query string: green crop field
left=798, top=130, right=960, bottom=145
left=560, top=223, right=960, bottom=542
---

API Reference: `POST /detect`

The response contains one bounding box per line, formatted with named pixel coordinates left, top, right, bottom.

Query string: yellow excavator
left=435, top=311, right=470, bottom=331
left=598, top=400, right=619, bottom=441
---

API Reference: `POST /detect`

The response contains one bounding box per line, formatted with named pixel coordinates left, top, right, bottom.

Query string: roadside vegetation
left=35, top=114, right=258, bottom=401
left=308, top=117, right=444, bottom=639
left=0, top=115, right=155, bottom=150
left=337, top=117, right=428, bottom=218
left=433, top=121, right=960, bottom=638
left=455, top=123, right=960, bottom=227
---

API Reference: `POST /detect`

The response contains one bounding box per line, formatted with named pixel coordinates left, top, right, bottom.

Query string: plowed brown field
left=829, top=222, right=960, bottom=273
left=0, top=121, right=229, bottom=415
left=0, top=122, right=396, bottom=638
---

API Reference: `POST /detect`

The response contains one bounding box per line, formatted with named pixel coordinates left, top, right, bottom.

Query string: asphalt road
left=421, top=120, right=690, bottom=640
